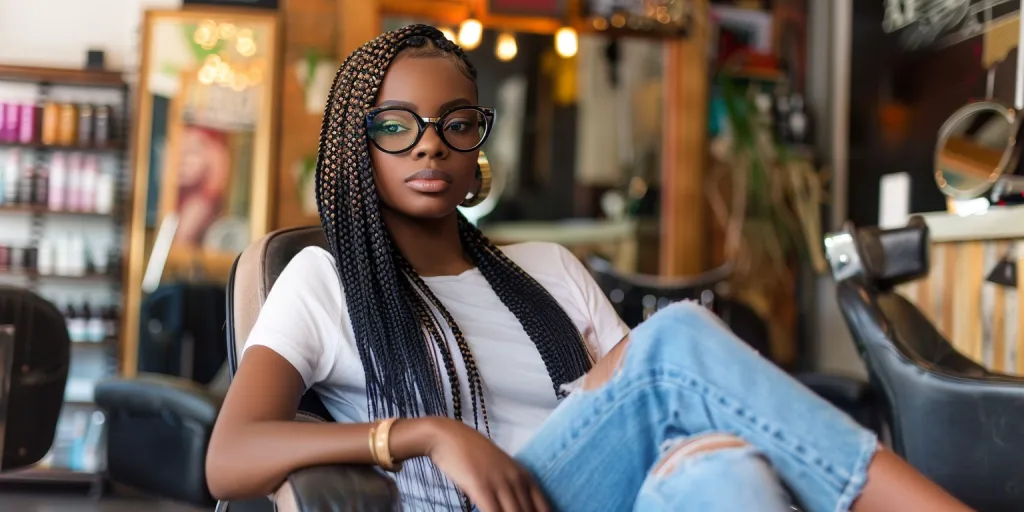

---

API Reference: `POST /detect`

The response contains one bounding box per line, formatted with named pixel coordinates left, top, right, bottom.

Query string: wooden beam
left=659, top=0, right=710, bottom=276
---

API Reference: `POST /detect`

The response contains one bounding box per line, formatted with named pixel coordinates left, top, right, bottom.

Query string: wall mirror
left=123, top=7, right=280, bottom=374
left=934, top=101, right=1018, bottom=199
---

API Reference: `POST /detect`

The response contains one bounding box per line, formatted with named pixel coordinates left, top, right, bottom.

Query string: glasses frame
left=365, top=105, right=496, bottom=154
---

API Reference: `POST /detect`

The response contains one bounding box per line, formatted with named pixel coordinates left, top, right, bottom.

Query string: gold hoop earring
left=461, top=151, right=492, bottom=207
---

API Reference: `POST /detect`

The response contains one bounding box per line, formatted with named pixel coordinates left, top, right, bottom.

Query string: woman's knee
left=651, top=433, right=750, bottom=477
left=638, top=433, right=792, bottom=511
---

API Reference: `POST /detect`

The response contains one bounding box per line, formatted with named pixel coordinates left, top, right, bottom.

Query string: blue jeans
left=514, top=301, right=878, bottom=512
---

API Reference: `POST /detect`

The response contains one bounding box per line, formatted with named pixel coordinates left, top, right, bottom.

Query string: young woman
left=206, top=25, right=969, bottom=512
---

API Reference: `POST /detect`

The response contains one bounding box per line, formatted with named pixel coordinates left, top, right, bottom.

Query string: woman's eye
left=372, top=120, right=409, bottom=135
left=444, top=119, right=472, bottom=132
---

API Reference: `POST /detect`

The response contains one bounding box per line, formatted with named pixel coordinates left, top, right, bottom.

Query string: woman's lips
left=405, top=169, right=453, bottom=193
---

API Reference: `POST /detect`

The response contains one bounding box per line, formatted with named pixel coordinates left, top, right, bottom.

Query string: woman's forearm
left=206, top=416, right=442, bottom=500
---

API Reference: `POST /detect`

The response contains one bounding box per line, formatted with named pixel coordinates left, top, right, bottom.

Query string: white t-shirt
left=242, top=241, right=629, bottom=508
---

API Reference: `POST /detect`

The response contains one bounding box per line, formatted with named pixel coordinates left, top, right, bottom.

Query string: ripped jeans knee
left=636, top=433, right=792, bottom=512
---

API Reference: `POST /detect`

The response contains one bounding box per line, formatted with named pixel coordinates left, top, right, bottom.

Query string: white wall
left=0, top=0, right=181, bottom=72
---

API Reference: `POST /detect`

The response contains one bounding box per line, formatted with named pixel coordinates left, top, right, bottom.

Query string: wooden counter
left=898, top=206, right=1024, bottom=374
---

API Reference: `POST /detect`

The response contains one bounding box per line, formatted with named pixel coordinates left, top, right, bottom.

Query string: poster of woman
left=174, top=124, right=232, bottom=247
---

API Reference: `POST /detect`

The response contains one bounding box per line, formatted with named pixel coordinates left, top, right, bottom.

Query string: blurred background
left=1, top=0, right=1023, bottom=510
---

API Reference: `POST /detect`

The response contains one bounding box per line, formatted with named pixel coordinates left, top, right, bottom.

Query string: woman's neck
left=381, top=209, right=474, bottom=277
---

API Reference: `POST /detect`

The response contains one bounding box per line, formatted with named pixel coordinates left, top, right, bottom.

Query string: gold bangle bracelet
left=373, top=418, right=402, bottom=472
left=368, top=422, right=380, bottom=466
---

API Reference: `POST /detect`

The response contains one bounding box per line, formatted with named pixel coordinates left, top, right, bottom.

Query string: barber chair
left=827, top=217, right=1024, bottom=511
left=96, top=226, right=399, bottom=511
left=0, top=285, right=72, bottom=472
left=586, top=256, right=881, bottom=434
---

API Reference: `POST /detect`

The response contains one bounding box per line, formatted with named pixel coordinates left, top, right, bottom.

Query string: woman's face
left=370, top=56, right=481, bottom=219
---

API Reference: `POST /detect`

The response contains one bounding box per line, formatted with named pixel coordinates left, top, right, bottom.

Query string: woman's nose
left=413, top=125, right=448, bottom=159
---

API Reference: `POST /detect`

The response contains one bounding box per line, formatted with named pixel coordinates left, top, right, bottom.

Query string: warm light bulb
left=495, top=32, right=517, bottom=62
left=458, top=18, right=483, bottom=50
left=439, top=27, right=457, bottom=43
left=554, top=26, right=578, bottom=58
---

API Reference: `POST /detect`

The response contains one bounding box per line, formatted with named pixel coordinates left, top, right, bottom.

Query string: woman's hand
left=421, top=417, right=551, bottom=512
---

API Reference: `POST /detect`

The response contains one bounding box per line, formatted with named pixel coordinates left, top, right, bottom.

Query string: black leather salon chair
left=0, top=285, right=72, bottom=472
left=586, top=256, right=881, bottom=435
left=828, top=217, right=1024, bottom=511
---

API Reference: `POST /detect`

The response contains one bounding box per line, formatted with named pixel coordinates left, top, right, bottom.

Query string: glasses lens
left=441, top=108, right=487, bottom=151
left=368, top=109, right=419, bottom=152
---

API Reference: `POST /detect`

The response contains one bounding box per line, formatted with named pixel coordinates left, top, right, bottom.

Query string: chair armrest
left=94, top=374, right=221, bottom=507
left=95, top=373, right=222, bottom=424
left=273, top=464, right=400, bottom=512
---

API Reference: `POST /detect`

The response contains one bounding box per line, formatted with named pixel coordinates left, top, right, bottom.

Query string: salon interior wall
left=0, top=0, right=180, bottom=309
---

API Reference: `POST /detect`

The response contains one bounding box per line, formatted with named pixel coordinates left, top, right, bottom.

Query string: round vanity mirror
left=935, top=101, right=1018, bottom=199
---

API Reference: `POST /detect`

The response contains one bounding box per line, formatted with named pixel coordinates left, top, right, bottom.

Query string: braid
left=316, top=24, right=593, bottom=510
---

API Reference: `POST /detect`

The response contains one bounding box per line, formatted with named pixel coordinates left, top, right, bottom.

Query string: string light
left=458, top=18, right=483, bottom=50
left=554, top=26, right=578, bottom=58
left=495, top=32, right=518, bottom=62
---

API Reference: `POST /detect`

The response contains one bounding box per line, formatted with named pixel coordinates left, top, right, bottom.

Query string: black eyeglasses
left=366, top=105, right=495, bottom=154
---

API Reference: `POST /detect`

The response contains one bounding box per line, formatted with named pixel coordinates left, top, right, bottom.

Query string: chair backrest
left=0, top=285, right=71, bottom=471
left=585, top=255, right=730, bottom=328
left=837, top=277, right=1024, bottom=511
left=226, top=226, right=327, bottom=375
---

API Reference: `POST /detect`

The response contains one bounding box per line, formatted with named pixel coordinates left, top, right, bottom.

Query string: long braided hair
left=315, top=24, right=594, bottom=506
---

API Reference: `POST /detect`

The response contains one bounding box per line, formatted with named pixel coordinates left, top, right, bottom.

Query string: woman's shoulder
left=271, top=246, right=343, bottom=301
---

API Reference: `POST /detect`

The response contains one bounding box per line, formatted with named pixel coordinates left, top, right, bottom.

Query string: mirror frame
left=934, top=100, right=1019, bottom=200
left=122, top=7, right=281, bottom=377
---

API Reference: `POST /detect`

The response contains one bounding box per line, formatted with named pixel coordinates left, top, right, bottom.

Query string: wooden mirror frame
left=122, top=7, right=282, bottom=376
left=338, top=0, right=710, bottom=277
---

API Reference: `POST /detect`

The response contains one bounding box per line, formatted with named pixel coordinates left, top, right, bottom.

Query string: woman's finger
left=529, top=483, right=551, bottom=512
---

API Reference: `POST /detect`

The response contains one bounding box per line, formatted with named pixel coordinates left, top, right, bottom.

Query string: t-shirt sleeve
left=553, top=244, right=630, bottom=357
left=241, top=247, right=344, bottom=390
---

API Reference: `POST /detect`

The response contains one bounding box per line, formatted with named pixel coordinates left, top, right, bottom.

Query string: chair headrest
left=231, top=226, right=327, bottom=357
left=825, top=216, right=930, bottom=291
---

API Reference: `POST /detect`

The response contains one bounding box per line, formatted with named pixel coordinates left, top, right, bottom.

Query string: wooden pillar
left=338, top=0, right=381, bottom=56
left=659, top=0, right=710, bottom=276
left=273, top=0, right=341, bottom=229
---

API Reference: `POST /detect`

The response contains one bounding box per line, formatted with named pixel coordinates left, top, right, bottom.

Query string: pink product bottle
left=18, top=104, right=36, bottom=144
left=66, top=152, right=83, bottom=211
left=80, top=155, right=98, bottom=213
left=48, top=153, right=67, bottom=211
left=0, top=103, right=7, bottom=142
left=2, top=104, right=20, bottom=143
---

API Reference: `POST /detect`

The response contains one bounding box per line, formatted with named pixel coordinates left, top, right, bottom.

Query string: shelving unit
left=0, top=64, right=130, bottom=494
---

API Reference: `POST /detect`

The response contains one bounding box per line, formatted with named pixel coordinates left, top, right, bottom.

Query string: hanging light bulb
left=495, top=32, right=518, bottom=62
left=554, top=26, right=578, bottom=58
left=458, top=18, right=483, bottom=50
left=439, top=26, right=457, bottom=43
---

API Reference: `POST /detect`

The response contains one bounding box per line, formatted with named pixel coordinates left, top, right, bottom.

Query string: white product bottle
left=48, top=152, right=67, bottom=211
left=80, top=155, right=97, bottom=213
left=69, top=234, right=86, bottom=276
left=94, top=160, right=114, bottom=215
left=37, top=238, right=55, bottom=275
left=4, top=150, right=20, bottom=204
left=55, top=235, right=70, bottom=276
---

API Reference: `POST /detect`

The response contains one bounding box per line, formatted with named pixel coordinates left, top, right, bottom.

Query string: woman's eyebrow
left=376, top=99, right=417, bottom=109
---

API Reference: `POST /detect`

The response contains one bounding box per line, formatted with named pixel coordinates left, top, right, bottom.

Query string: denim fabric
left=634, top=443, right=791, bottom=511
left=515, top=301, right=878, bottom=512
